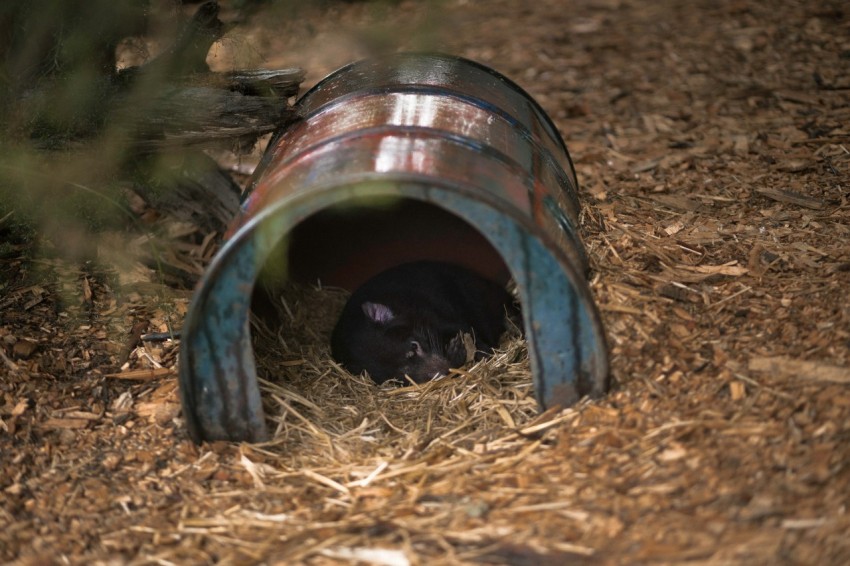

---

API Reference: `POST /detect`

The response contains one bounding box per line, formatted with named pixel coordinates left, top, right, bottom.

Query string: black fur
left=331, top=261, right=514, bottom=384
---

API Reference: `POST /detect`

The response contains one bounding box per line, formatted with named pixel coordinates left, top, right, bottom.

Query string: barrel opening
left=249, top=196, right=515, bottom=371
left=291, top=197, right=510, bottom=290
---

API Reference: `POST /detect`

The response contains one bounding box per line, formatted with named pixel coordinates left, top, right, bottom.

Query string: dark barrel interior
left=282, top=198, right=511, bottom=291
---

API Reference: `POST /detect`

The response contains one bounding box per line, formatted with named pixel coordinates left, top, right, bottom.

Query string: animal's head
left=357, top=302, right=465, bottom=384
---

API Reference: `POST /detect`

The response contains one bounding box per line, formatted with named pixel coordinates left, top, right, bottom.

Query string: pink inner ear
left=363, top=302, right=394, bottom=324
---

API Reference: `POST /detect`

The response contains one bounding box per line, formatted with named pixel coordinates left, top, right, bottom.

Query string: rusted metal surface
left=179, top=53, right=609, bottom=443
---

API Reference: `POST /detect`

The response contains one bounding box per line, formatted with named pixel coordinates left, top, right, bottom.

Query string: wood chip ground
left=2, top=0, right=849, bottom=563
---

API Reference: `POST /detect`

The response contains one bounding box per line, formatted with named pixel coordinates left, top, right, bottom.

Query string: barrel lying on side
left=179, top=53, right=609, bottom=443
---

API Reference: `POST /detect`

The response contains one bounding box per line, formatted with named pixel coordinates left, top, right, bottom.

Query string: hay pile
left=252, top=283, right=535, bottom=462
left=161, top=282, right=597, bottom=564
left=3, top=0, right=850, bottom=563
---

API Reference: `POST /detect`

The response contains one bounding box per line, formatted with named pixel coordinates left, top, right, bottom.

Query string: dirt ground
left=2, top=0, right=850, bottom=564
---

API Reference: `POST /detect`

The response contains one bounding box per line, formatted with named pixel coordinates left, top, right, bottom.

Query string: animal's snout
left=406, top=353, right=452, bottom=383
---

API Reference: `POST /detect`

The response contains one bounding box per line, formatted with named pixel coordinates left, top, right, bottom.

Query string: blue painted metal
left=179, top=53, right=609, bottom=443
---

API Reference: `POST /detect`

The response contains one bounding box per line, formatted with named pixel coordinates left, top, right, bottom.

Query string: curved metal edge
left=431, top=190, right=609, bottom=407
left=238, top=122, right=303, bottom=207
left=178, top=234, right=269, bottom=443
left=179, top=181, right=609, bottom=443
left=179, top=186, right=354, bottom=443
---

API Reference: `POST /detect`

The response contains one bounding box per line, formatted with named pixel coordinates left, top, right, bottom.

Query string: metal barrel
left=179, top=53, right=609, bottom=443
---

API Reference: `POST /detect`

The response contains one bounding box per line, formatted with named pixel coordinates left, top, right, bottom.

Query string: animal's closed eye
left=405, top=341, right=422, bottom=359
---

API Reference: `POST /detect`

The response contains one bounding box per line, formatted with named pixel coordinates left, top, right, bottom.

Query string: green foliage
left=0, top=0, right=175, bottom=266
left=1, top=0, right=150, bottom=144
left=1, top=0, right=148, bottom=83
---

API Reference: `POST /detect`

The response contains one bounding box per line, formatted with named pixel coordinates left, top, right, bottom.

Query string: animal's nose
left=413, top=355, right=451, bottom=383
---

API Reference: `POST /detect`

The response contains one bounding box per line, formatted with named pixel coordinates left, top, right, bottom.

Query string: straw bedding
left=2, top=0, right=849, bottom=563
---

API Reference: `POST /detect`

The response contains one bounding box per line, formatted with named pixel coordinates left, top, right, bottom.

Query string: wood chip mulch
left=2, top=0, right=849, bottom=563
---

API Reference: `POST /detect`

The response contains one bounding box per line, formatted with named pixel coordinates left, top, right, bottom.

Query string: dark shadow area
left=286, top=198, right=511, bottom=291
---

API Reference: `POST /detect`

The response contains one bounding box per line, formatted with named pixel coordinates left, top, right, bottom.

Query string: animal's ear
left=362, top=302, right=394, bottom=324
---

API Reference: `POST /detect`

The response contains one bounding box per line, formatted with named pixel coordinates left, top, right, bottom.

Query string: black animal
left=331, top=261, right=515, bottom=384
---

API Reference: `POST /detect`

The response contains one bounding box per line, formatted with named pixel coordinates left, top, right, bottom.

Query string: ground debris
left=3, top=0, right=850, bottom=564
